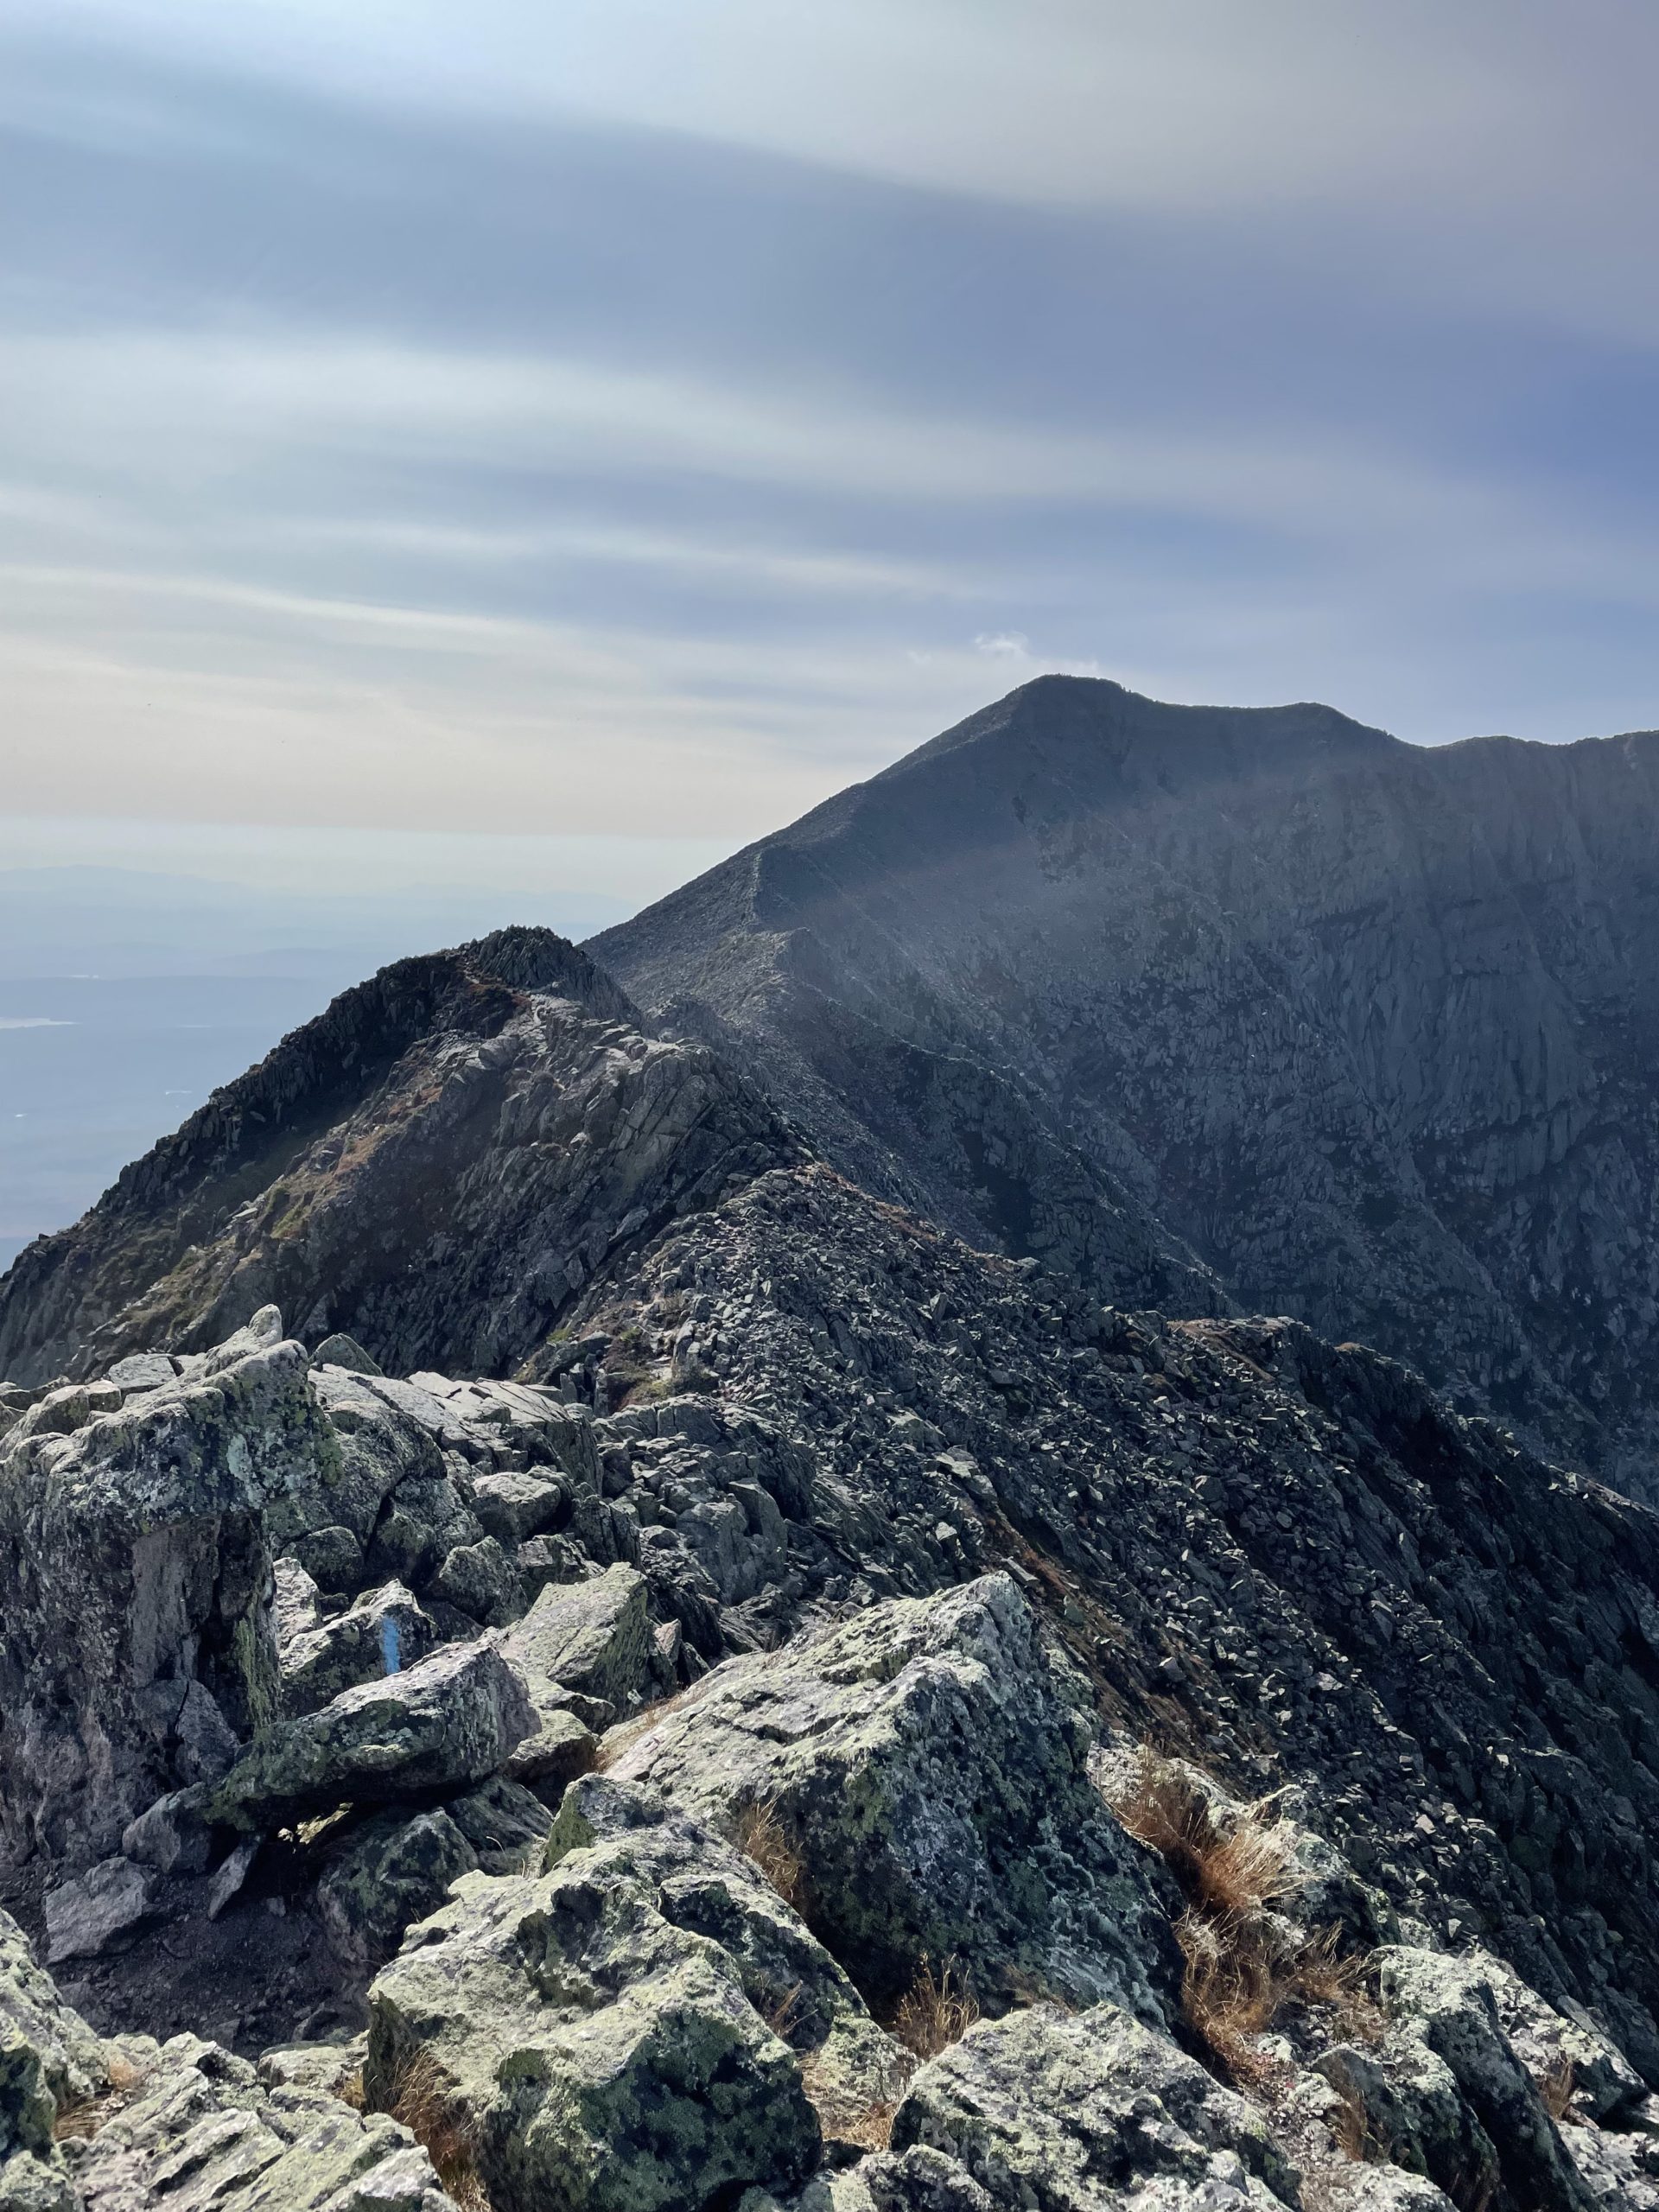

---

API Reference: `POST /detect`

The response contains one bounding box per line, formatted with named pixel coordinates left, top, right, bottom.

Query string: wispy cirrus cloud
left=3, top=3, right=1659, bottom=863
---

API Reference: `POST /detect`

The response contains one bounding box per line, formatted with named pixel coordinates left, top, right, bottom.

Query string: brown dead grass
left=53, top=2050, right=147, bottom=2143
left=379, top=2047, right=493, bottom=2212
left=734, top=1796, right=805, bottom=1910
left=1109, top=1750, right=1301, bottom=1918
left=1327, top=2075, right=1375, bottom=2162
left=1102, top=1747, right=1376, bottom=2080
left=1536, top=2052, right=1577, bottom=2120
left=891, top=1955, right=981, bottom=2061
left=592, top=1683, right=701, bottom=1770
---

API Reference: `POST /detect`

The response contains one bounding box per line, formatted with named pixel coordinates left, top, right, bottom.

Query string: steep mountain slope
left=593, top=677, right=1659, bottom=1485
left=0, top=927, right=797, bottom=1385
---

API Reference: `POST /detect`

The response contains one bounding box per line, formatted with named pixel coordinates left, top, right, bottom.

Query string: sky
left=5, top=0, right=1659, bottom=898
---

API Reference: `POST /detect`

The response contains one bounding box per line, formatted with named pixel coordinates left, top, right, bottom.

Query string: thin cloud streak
left=3, top=5, right=1659, bottom=860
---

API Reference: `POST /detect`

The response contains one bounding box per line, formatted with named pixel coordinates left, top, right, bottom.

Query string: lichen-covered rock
left=365, top=1776, right=897, bottom=2211
left=503, top=1565, right=651, bottom=1713
left=470, top=1471, right=569, bottom=1548
left=316, top=1811, right=479, bottom=1965
left=313, top=1334, right=383, bottom=1377
left=0, top=1907, right=105, bottom=2167
left=424, top=1537, right=519, bottom=1628
left=610, top=1575, right=1181, bottom=2017
left=0, top=1338, right=332, bottom=1871
left=1373, top=1948, right=1602, bottom=2212
left=280, top=1584, right=437, bottom=1718
left=60, top=2030, right=459, bottom=2210
left=1478, top=1948, right=1647, bottom=2126
left=504, top=1707, right=596, bottom=1799
left=203, top=1640, right=534, bottom=1834
left=1319, top=1948, right=1605, bottom=2212
left=880, top=2002, right=1297, bottom=2210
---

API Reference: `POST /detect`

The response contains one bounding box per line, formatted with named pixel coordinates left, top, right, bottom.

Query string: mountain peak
left=594, top=680, right=1659, bottom=1487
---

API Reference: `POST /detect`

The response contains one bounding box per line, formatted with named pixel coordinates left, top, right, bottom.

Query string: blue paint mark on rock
left=381, top=1615, right=402, bottom=1676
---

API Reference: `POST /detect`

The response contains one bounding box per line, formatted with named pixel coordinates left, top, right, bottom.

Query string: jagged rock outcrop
left=592, top=676, right=1659, bottom=1485
left=365, top=1772, right=908, bottom=2212
left=877, top=2002, right=1300, bottom=2212
left=0, top=927, right=798, bottom=1388
left=0, top=1329, right=330, bottom=1872
left=1, top=1904, right=459, bottom=2211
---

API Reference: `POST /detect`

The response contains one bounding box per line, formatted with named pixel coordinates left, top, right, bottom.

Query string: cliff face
left=0, top=927, right=798, bottom=1386
left=593, top=677, right=1659, bottom=1485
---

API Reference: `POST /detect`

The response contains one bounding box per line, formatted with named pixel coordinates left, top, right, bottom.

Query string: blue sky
left=5, top=0, right=1659, bottom=892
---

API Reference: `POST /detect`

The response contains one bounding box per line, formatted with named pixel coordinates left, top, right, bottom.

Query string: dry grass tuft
left=380, top=2047, right=493, bottom=2212
left=336, top=2064, right=368, bottom=2112
left=1536, top=2052, right=1577, bottom=2120
left=1447, top=2160, right=1499, bottom=2212
left=592, top=1684, right=701, bottom=1771
left=734, top=1796, right=805, bottom=1910
left=54, top=2050, right=147, bottom=2141
left=798, top=2052, right=898, bottom=2150
left=800, top=2044, right=902, bottom=2150
left=891, top=1955, right=980, bottom=2061
left=1101, top=1747, right=1375, bottom=2080
left=1109, top=1750, right=1301, bottom=1920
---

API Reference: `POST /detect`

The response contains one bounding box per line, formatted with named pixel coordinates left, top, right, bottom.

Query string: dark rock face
left=0, top=1335, right=326, bottom=1872
left=0, top=926, right=797, bottom=1389
left=593, top=676, right=1659, bottom=1486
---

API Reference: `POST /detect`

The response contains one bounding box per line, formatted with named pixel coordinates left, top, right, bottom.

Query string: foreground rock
left=608, top=1574, right=1180, bottom=2020
left=0, top=1333, right=329, bottom=1872
left=2, top=1903, right=458, bottom=2212
left=202, top=1641, right=532, bottom=1838
left=874, top=2002, right=1298, bottom=2212
left=365, top=1776, right=887, bottom=2211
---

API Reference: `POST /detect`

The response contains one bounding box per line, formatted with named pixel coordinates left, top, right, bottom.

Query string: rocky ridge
left=6, top=1140, right=1659, bottom=2206
left=4, top=686, right=1659, bottom=2207
left=593, top=676, right=1659, bottom=1488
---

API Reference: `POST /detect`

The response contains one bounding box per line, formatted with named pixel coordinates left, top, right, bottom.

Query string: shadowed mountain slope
left=592, top=677, right=1659, bottom=1486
